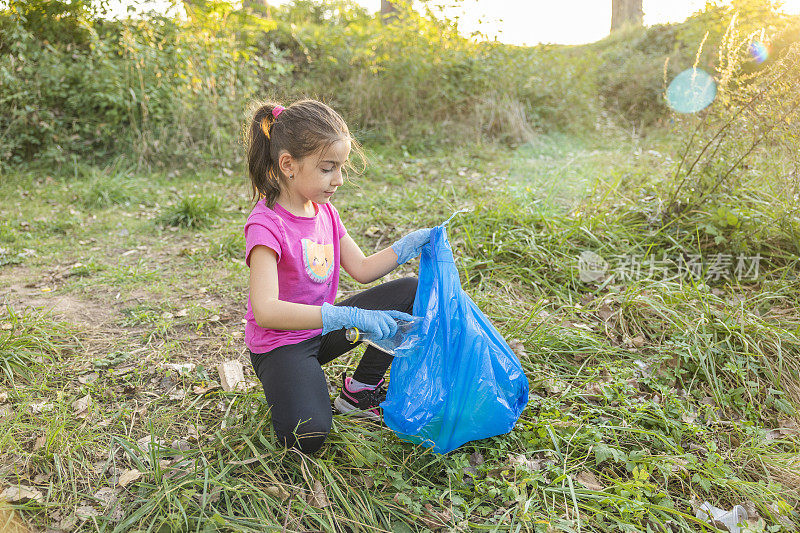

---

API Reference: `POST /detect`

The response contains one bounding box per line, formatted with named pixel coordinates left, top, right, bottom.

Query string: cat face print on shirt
left=301, top=239, right=334, bottom=283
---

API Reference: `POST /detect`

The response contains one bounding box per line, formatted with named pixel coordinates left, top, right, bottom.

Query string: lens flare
left=666, top=68, right=717, bottom=114
left=749, top=41, right=769, bottom=63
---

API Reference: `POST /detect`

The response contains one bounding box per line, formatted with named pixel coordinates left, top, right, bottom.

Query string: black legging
left=250, top=277, right=418, bottom=455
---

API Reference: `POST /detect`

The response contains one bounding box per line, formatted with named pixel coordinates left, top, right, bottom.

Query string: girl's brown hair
left=245, top=99, right=363, bottom=207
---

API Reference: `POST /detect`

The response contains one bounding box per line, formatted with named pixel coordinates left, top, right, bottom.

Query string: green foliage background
left=3, top=0, right=797, bottom=168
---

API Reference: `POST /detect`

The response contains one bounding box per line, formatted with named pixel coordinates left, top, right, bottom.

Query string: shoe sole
left=333, top=397, right=381, bottom=420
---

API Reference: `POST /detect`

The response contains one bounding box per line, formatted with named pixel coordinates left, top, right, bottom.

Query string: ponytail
left=246, top=102, right=284, bottom=208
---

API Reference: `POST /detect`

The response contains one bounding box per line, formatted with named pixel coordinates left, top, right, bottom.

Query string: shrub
left=0, top=2, right=290, bottom=169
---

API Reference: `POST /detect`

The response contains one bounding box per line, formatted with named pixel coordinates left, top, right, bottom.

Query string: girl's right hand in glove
left=321, top=303, right=414, bottom=339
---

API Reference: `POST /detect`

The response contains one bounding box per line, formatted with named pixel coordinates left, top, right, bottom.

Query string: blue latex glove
left=321, top=303, right=414, bottom=339
left=391, top=228, right=433, bottom=265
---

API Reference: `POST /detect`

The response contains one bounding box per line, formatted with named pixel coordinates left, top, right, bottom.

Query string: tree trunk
left=610, top=0, right=643, bottom=33
left=381, top=0, right=398, bottom=21
left=243, top=0, right=270, bottom=16
left=381, top=1, right=397, bottom=15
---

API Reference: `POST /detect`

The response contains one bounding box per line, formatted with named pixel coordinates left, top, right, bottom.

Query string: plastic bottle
left=695, top=502, right=748, bottom=533
left=345, top=317, right=424, bottom=356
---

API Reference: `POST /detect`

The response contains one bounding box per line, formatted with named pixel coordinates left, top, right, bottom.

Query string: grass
left=0, top=306, right=78, bottom=383
left=0, top=130, right=799, bottom=532
left=159, top=194, right=224, bottom=229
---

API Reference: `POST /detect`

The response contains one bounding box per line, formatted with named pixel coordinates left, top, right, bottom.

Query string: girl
left=244, top=99, right=432, bottom=455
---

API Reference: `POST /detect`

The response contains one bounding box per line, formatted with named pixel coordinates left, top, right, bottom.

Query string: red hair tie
left=272, top=105, right=285, bottom=117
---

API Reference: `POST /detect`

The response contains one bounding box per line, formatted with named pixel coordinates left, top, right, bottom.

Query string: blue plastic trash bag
left=381, top=224, right=529, bottom=454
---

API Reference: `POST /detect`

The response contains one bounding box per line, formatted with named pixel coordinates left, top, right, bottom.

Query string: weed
left=0, top=306, right=77, bottom=383
left=121, top=304, right=163, bottom=326
left=159, top=194, right=223, bottom=229
left=208, top=229, right=244, bottom=260
left=76, top=168, right=141, bottom=208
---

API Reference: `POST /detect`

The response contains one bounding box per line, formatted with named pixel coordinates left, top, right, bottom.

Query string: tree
left=381, top=1, right=397, bottom=15
left=243, top=0, right=270, bottom=17
left=611, top=0, right=643, bottom=32
left=381, top=0, right=397, bottom=21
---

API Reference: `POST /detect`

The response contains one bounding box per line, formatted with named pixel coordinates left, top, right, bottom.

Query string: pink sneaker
left=333, top=372, right=386, bottom=420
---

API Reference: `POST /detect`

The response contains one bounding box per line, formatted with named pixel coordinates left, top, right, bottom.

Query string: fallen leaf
left=164, top=362, right=195, bottom=374
left=681, top=412, right=698, bottom=424
left=175, top=309, right=188, bottom=317
left=744, top=517, right=766, bottom=532
left=171, top=439, right=191, bottom=452
left=33, top=434, right=47, bottom=451
left=0, top=323, right=12, bottom=331
left=669, top=458, right=689, bottom=474
left=0, top=485, right=43, bottom=503
left=584, top=382, right=604, bottom=401
left=30, top=402, right=54, bottom=414
left=117, top=469, right=142, bottom=488
left=0, top=392, right=8, bottom=403
left=136, top=436, right=165, bottom=454
left=741, top=500, right=760, bottom=520
left=199, top=486, right=222, bottom=506
left=575, top=471, right=604, bottom=491
left=0, top=505, right=29, bottom=533
left=507, top=339, right=527, bottom=358
left=78, top=372, right=99, bottom=385
left=72, top=394, right=92, bottom=418
left=364, top=226, right=383, bottom=238
left=652, top=393, right=661, bottom=404
left=58, top=515, right=78, bottom=531
left=192, top=384, right=216, bottom=395
left=75, top=505, right=99, bottom=520
left=469, top=452, right=484, bottom=467
left=93, top=487, right=119, bottom=509
left=306, top=480, right=330, bottom=508
left=541, top=378, right=565, bottom=395
left=168, top=389, right=186, bottom=401
left=597, top=304, right=614, bottom=322
left=265, top=485, right=290, bottom=500
left=508, top=453, right=543, bottom=471
left=421, top=503, right=451, bottom=529
left=355, top=474, right=374, bottom=489
left=186, top=425, right=200, bottom=441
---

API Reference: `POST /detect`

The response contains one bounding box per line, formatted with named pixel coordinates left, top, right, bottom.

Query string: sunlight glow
left=108, top=0, right=800, bottom=46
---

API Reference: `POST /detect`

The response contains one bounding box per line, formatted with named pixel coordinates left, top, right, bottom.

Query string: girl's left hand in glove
left=391, top=228, right=433, bottom=265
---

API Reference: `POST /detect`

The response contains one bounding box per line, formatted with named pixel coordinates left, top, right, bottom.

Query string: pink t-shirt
left=244, top=200, right=347, bottom=353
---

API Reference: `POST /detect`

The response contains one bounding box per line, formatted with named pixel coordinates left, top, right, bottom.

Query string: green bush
left=0, top=2, right=290, bottom=168
left=3, top=0, right=798, bottom=166
left=267, top=1, right=597, bottom=145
